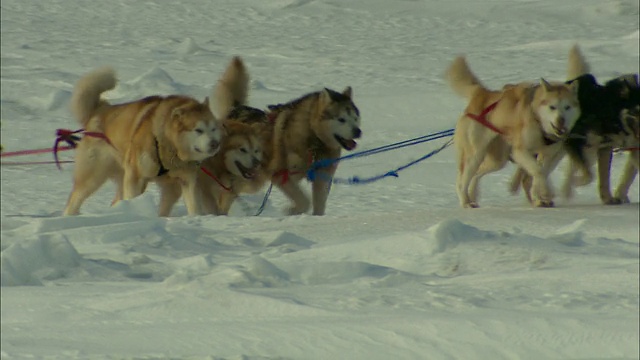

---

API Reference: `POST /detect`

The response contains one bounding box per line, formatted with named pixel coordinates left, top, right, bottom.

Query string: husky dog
left=446, top=56, right=581, bottom=208
left=513, top=45, right=640, bottom=204
left=211, top=60, right=362, bottom=215
left=155, top=57, right=269, bottom=216
left=63, top=67, right=223, bottom=216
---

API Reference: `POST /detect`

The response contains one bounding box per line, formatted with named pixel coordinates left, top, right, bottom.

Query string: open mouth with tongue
left=234, top=161, right=256, bottom=179
left=334, top=134, right=357, bottom=151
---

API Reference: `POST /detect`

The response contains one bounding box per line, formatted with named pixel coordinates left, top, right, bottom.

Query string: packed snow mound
left=1, top=234, right=81, bottom=286
left=125, top=66, right=184, bottom=95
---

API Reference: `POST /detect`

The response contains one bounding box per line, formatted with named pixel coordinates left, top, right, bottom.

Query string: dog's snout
left=251, top=156, right=261, bottom=168
left=209, top=140, right=220, bottom=151
left=557, top=117, right=565, bottom=127
left=352, top=127, right=362, bottom=139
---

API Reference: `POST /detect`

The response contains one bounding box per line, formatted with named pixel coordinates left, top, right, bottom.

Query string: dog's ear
left=540, top=78, right=553, bottom=92
left=221, top=121, right=230, bottom=136
left=203, top=96, right=210, bottom=107
left=567, top=79, right=580, bottom=96
left=342, top=86, right=353, bottom=99
left=320, top=88, right=332, bottom=106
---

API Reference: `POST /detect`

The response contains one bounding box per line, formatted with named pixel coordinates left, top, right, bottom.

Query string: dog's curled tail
left=212, top=56, right=250, bottom=119
left=567, top=44, right=590, bottom=80
left=70, top=66, right=116, bottom=127
left=445, top=56, right=485, bottom=99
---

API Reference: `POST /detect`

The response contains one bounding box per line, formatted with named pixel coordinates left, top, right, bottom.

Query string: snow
left=1, top=0, right=639, bottom=359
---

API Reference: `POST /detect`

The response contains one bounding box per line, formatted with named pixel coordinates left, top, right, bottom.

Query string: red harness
left=273, top=150, right=315, bottom=185
left=465, top=101, right=502, bottom=134
left=200, top=166, right=233, bottom=192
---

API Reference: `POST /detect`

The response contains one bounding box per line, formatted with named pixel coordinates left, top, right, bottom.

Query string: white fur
left=183, top=120, right=223, bottom=161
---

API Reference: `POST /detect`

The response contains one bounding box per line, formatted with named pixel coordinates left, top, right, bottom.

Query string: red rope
left=1, top=128, right=111, bottom=170
left=1, top=160, right=75, bottom=166
left=200, top=166, right=233, bottom=192
left=465, top=100, right=502, bottom=134
left=1, top=145, right=74, bottom=157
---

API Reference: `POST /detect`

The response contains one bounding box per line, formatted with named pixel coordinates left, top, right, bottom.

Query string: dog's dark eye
left=240, top=148, right=248, bottom=153
left=549, top=105, right=557, bottom=110
left=564, top=105, right=571, bottom=111
left=195, top=129, right=204, bottom=134
left=338, top=118, right=346, bottom=123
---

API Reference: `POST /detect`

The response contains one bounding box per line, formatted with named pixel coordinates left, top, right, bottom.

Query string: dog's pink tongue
left=345, top=140, right=357, bottom=150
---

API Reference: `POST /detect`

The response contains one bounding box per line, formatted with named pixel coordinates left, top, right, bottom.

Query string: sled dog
left=512, top=45, right=640, bottom=204
left=446, top=55, right=581, bottom=208
left=154, top=57, right=269, bottom=216
left=63, top=66, right=223, bottom=216
left=157, top=56, right=362, bottom=216
left=215, top=62, right=362, bottom=215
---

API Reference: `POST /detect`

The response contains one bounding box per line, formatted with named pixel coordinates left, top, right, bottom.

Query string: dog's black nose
left=209, top=140, right=220, bottom=151
left=252, top=157, right=261, bottom=167
left=352, top=127, right=362, bottom=139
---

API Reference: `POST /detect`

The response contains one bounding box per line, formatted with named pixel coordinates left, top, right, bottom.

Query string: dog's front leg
left=181, top=173, right=203, bottom=216
left=613, top=151, right=639, bottom=203
left=122, top=167, right=147, bottom=200
left=596, top=147, right=617, bottom=204
left=216, top=191, right=237, bottom=216
left=275, top=178, right=310, bottom=215
left=311, top=162, right=338, bottom=216
left=511, top=148, right=553, bottom=207
left=156, top=177, right=183, bottom=217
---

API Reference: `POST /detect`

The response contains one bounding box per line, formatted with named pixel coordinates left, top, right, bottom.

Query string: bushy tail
left=567, top=44, right=590, bottom=80
left=70, top=66, right=116, bottom=127
left=445, top=56, right=485, bottom=99
left=212, top=56, right=250, bottom=119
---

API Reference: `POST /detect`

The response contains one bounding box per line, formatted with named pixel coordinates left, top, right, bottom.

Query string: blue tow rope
left=252, top=128, right=455, bottom=216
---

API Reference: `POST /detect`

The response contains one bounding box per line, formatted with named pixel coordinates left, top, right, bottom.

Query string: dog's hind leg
left=64, top=145, right=115, bottom=216
left=613, top=151, right=639, bottom=203
left=596, top=147, right=619, bottom=204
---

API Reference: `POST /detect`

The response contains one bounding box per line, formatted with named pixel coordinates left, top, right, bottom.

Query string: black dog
left=562, top=73, right=639, bottom=204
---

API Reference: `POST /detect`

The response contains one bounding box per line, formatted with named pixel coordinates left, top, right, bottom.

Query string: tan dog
left=155, top=57, right=269, bottom=216
left=63, top=66, right=223, bottom=216
left=446, top=56, right=581, bottom=208
left=260, top=88, right=362, bottom=215
left=211, top=60, right=362, bottom=215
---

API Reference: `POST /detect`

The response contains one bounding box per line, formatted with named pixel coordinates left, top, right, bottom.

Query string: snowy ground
left=1, top=0, right=639, bottom=359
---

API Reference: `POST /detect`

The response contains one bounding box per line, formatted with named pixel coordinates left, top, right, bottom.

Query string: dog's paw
left=534, top=199, right=555, bottom=208
left=463, top=202, right=479, bottom=209
left=602, top=197, right=623, bottom=205
left=614, top=196, right=631, bottom=204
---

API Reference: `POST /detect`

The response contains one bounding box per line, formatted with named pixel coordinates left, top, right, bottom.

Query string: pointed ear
left=568, top=79, right=580, bottom=95
left=540, top=78, right=552, bottom=92
left=203, top=96, right=210, bottom=107
left=342, top=86, right=352, bottom=99
left=320, top=88, right=332, bottom=106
